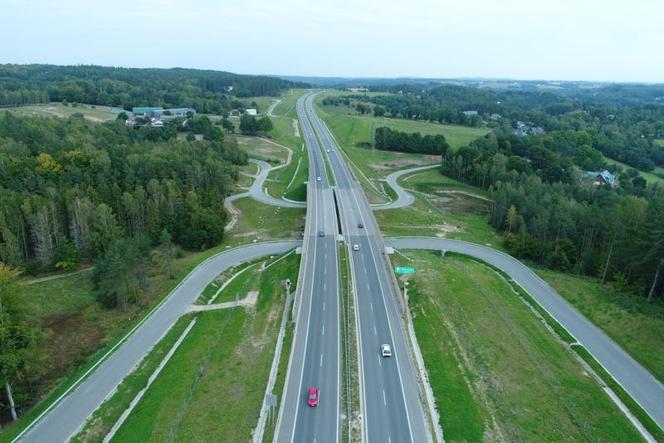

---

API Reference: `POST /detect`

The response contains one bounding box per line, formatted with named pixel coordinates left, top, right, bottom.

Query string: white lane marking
left=383, top=389, right=387, bottom=406
left=322, top=325, right=325, bottom=336
left=378, top=355, right=382, bottom=367
left=320, top=354, right=323, bottom=367
left=370, top=302, right=374, bottom=311
left=374, top=326, right=377, bottom=336
left=324, top=282, right=327, bottom=291
left=323, top=302, right=326, bottom=311
left=363, top=266, right=367, bottom=275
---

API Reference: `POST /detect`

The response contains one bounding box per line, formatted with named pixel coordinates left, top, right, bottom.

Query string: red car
left=358, top=223, right=364, bottom=228
left=307, top=386, right=320, bottom=407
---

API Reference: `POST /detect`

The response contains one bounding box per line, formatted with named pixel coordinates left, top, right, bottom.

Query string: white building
left=245, top=108, right=258, bottom=116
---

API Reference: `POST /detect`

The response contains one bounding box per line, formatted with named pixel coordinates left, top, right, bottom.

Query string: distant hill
left=0, top=64, right=309, bottom=112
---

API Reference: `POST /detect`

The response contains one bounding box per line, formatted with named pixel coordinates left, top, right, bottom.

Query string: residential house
left=584, top=170, right=617, bottom=187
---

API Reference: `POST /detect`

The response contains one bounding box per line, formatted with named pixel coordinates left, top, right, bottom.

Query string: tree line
left=441, top=131, right=664, bottom=300
left=0, top=64, right=307, bottom=112
left=336, top=83, right=664, bottom=172
left=374, top=127, right=450, bottom=155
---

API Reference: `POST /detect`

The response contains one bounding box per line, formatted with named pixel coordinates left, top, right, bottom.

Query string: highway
left=16, top=241, right=299, bottom=443
left=302, top=92, right=432, bottom=442
left=274, top=94, right=341, bottom=442
left=385, top=237, right=664, bottom=431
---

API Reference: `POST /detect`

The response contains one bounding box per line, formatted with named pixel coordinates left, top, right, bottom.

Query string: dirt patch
left=39, top=314, right=106, bottom=385
left=428, top=193, right=489, bottom=216
left=370, top=156, right=437, bottom=172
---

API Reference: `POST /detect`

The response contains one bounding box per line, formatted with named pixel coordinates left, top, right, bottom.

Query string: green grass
left=312, top=92, right=488, bottom=203
left=601, top=153, right=664, bottom=185
left=111, top=253, right=300, bottom=441
left=70, top=315, right=195, bottom=442
left=535, top=268, right=664, bottom=384
left=230, top=198, right=305, bottom=242
left=272, top=89, right=308, bottom=118
left=572, top=345, right=664, bottom=441
left=1, top=102, right=120, bottom=121
left=393, top=250, right=642, bottom=441
left=197, top=261, right=259, bottom=305
left=236, top=136, right=288, bottom=165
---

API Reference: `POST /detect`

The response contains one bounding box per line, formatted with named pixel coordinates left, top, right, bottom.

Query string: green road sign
left=395, top=266, right=415, bottom=275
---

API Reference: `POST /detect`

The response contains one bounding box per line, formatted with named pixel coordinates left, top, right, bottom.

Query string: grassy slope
left=536, top=268, right=664, bottom=383
left=111, top=253, right=299, bottom=441
left=395, top=250, right=641, bottom=441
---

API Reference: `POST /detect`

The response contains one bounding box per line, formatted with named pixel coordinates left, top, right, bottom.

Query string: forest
left=0, top=111, right=245, bottom=281
left=374, top=126, right=449, bottom=155
left=345, top=83, right=664, bottom=172
left=0, top=64, right=306, bottom=113
left=440, top=130, right=664, bottom=300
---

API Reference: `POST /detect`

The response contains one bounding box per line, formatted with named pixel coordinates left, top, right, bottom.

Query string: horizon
left=1, top=0, right=663, bottom=83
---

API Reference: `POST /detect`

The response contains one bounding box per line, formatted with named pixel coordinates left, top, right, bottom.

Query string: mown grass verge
left=107, top=253, right=300, bottom=441
left=392, top=249, right=642, bottom=441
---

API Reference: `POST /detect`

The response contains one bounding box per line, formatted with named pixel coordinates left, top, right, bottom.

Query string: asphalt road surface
left=17, top=241, right=300, bottom=443
left=371, top=164, right=440, bottom=210
left=274, top=94, right=341, bottom=442
left=386, top=236, right=664, bottom=431
left=303, top=92, right=432, bottom=442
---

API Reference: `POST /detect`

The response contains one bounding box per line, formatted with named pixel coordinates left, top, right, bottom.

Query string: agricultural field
left=392, top=250, right=642, bottom=441
left=0, top=102, right=122, bottom=121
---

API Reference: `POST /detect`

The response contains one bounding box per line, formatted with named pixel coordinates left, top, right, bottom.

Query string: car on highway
left=353, top=244, right=360, bottom=251
left=316, top=176, right=321, bottom=182
left=381, top=344, right=392, bottom=357
left=358, top=223, right=364, bottom=228
left=326, top=149, right=331, bottom=153
left=318, top=230, right=324, bottom=237
left=307, top=386, right=319, bottom=407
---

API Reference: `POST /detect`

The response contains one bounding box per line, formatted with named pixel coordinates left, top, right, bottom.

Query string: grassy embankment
left=536, top=268, right=664, bottom=385
left=72, top=252, right=299, bottom=442
left=392, top=249, right=643, bottom=441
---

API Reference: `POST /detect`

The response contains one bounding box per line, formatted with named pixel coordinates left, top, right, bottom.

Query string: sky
left=1, top=0, right=663, bottom=83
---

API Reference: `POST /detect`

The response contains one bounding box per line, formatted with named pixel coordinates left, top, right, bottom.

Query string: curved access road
left=371, top=164, right=440, bottom=210
left=248, top=159, right=306, bottom=209
left=16, top=240, right=301, bottom=443
left=385, top=236, right=664, bottom=431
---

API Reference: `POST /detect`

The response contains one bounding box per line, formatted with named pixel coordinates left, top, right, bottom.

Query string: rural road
left=16, top=241, right=300, bottom=443
left=385, top=236, right=664, bottom=431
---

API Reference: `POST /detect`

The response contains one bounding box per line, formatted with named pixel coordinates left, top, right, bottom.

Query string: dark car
left=307, top=386, right=320, bottom=407
left=358, top=223, right=364, bottom=228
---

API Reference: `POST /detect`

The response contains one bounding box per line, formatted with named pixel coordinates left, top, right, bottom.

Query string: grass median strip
left=392, top=249, right=642, bottom=441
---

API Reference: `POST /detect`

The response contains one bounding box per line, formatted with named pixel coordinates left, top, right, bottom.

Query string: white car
left=381, top=344, right=392, bottom=357
left=316, top=176, right=322, bottom=182
left=352, top=244, right=360, bottom=251
left=326, top=149, right=331, bottom=153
